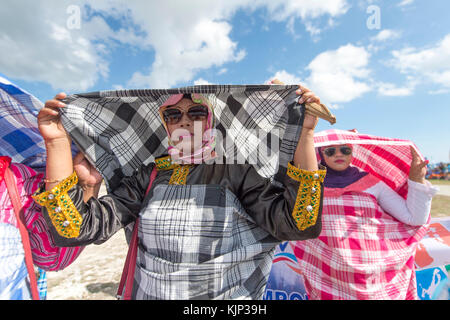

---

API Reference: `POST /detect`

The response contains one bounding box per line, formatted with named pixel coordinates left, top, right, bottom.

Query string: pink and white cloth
left=293, top=129, right=431, bottom=300
left=0, top=157, right=84, bottom=271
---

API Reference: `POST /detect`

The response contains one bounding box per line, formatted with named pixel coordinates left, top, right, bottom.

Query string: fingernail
left=58, top=102, right=66, bottom=107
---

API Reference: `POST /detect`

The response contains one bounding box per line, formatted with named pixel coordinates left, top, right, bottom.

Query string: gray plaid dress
left=37, top=85, right=325, bottom=299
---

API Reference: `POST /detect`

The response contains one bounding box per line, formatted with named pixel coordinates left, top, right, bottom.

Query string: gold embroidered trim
left=155, top=156, right=178, bottom=171
left=32, top=171, right=82, bottom=238
left=168, top=165, right=191, bottom=185
left=155, top=156, right=192, bottom=185
left=287, top=163, right=326, bottom=231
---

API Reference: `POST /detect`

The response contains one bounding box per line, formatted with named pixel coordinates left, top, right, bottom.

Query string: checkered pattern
left=1, top=161, right=84, bottom=300
left=0, top=74, right=46, bottom=171
left=0, top=223, right=31, bottom=300
left=313, top=129, right=424, bottom=198
left=133, top=184, right=278, bottom=300
left=292, top=129, right=429, bottom=300
left=60, top=85, right=302, bottom=191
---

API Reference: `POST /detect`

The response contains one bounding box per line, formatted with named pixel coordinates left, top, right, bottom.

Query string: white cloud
left=266, top=45, right=372, bottom=108
left=389, top=34, right=450, bottom=90
left=306, top=44, right=372, bottom=104
left=398, top=0, right=414, bottom=7
left=0, top=0, right=350, bottom=91
left=193, top=78, right=213, bottom=85
left=258, top=0, right=349, bottom=37
left=258, top=0, right=349, bottom=21
left=122, top=0, right=350, bottom=88
left=266, top=70, right=342, bottom=109
left=0, top=0, right=151, bottom=92
left=377, top=82, right=414, bottom=97
left=265, top=70, right=303, bottom=85
left=370, top=29, right=401, bottom=42
left=0, top=1, right=110, bottom=92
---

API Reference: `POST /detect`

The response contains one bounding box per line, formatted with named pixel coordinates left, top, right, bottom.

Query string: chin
left=333, top=164, right=350, bottom=171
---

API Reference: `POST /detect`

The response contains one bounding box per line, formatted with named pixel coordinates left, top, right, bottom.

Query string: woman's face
left=164, top=98, right=208, bottom=152
left=321, top=144, right=353, bottom=171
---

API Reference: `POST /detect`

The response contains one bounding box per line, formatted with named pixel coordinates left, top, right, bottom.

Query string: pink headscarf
left=159, top=93, right=216, bottom=164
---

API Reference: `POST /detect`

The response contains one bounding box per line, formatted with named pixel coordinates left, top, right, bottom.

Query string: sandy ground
left=436, top=185, right=450, bottom=196
left=46, top=184, right=129, bottom=300
left=46, top=231, right=128, bottom=300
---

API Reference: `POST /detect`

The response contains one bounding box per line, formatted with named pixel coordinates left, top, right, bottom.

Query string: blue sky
left=1, top=0, right=449, bottom=163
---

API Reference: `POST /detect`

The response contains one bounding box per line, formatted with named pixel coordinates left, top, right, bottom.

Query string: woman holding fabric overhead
left=33, top=83, right=327, bottom=300
left=293, top=129, right=439, bottom=300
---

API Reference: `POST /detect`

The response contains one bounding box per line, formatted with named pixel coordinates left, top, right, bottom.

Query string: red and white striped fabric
left=0, top=158, right=84, bottom=271
left=292, top=129, right=429, bottom=300
left=313, top=129, right=425, bottom=199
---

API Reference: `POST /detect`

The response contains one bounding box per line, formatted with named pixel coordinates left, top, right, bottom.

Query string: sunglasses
left=323, top=146, right=352, bottom=157
left=162, top=105, right=209, bottom=125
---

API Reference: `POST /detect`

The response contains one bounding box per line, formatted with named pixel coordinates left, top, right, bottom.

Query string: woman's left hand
left=271, top=79, right=321, bottom=130
left=296, top=84, right=321, bottom=105
left=409, top=146, right=428, bottom=184
left=296, top=84, right=320, bottom=131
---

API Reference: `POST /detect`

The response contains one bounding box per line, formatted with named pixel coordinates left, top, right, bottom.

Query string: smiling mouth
left=335, top=160, right=345, bottom=164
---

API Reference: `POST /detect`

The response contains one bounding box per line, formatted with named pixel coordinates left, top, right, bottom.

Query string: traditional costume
left=293, top=129, right=438, bottom=300
left=33, top=85, right=326, bottom=299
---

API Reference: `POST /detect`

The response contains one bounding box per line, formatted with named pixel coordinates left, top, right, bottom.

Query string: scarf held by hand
left=60, top=85, right=305, bottom=191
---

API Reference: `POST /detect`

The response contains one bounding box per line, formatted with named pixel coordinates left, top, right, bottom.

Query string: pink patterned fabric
left=292, top=130, right=430, bottom=300
left=0, top=159, right=84, bottom=271
left=0, top=157, right=40, bottom=227
left=313, top=129, right=423, bottom=198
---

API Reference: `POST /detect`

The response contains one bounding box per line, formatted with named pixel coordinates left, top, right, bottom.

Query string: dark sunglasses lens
left=324, top=147, right=336, bottom=157
left=187, top=105, right=208, bottom=120
left=163, top=109, right=182, bottom=124
left=340, top=147, right=352, bottom=155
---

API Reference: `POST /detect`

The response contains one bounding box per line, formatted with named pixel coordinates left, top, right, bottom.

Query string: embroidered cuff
left=287, top=162, right=326, bottom=231
left=32, top=172, right=82, bottom=238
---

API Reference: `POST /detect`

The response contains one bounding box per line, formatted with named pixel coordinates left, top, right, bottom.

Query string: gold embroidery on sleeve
left=32, top=172, right=82, bottom=238
left=287, top=163, right=326, bottom=231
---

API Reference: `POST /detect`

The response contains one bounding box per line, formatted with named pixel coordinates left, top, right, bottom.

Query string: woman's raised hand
left=296, top=84, right=320, bottom=130
left=271, top=79, right=320, bottom=130
left=37, top=93, right=69, bottom=142
left=409, top=146, right=428, bottom=184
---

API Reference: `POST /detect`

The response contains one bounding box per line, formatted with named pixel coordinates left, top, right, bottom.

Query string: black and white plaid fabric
left=60, top=85, right=306, bottom=299
left=61, top=85, right=304, bottom=191
left=134, top=183, right=278, bottom=299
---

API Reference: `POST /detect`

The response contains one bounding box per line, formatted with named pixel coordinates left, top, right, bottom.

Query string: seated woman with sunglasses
left=33, top=86, right=326, bottom=300
left=293, top=142, right=438, bottom=300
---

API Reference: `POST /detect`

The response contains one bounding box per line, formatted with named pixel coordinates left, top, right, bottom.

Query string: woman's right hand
left=37, top=93, right=69, bottom=142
